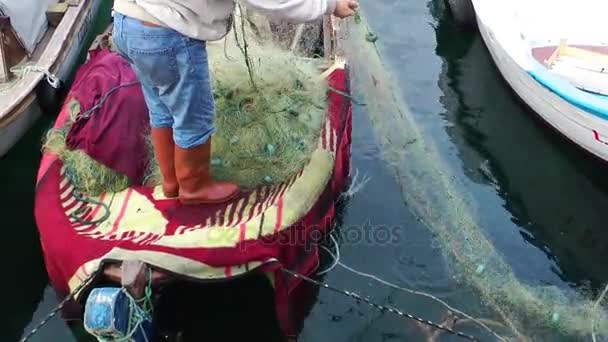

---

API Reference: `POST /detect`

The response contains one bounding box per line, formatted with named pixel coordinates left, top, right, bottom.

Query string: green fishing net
left=44, top=13, right=328, bottom=196
left=343, top=10, right=608, bottom=341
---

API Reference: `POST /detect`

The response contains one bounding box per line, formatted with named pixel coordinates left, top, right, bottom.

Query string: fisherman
left=111, top=0, right=359, bottom=205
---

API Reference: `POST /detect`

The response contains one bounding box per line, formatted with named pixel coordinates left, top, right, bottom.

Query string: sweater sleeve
left=239, top=0, right=337, bottom=23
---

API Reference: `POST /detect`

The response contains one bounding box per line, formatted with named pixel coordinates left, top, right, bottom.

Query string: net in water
left=342, top=9, right=608, bottom=341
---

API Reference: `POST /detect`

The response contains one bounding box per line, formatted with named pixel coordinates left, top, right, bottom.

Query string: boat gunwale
left=472, top=6, right=608, bottom=122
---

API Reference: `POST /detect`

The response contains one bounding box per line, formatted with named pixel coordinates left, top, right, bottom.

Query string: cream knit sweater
left=113, top=0, right=336, bottom=41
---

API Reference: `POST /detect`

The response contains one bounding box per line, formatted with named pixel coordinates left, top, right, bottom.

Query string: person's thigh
left=120, top=15, right=178, bottom=128
left=165, top=39, right=216, bottom=149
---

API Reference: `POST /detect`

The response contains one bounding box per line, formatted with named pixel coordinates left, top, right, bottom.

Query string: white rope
left=97, top=288, right=152, bottom=342
left=318, top=234, right=508, bottom=342
left=591, top=283, right=608, bottom=342
left=340, top=168, right=370, bottom=199
left=0, top=63, right=60, bottom=92
left=317, top=233, right=341, bottom=275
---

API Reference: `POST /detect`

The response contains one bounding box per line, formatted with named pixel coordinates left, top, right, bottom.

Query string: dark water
left=3, top=0, right=608, bottom=341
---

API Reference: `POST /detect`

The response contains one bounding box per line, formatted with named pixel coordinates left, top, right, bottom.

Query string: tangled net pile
left=43, top=12, right=327, bottom=196
left=344, top=9, right=608, bottom=341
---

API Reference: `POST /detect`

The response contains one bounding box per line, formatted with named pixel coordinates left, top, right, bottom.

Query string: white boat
left=0, top=0, right=102, bottom=157
left=447, top=0, right=608, bottom=162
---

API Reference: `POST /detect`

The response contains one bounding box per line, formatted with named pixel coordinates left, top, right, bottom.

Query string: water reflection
left=433, top=1, right=608, bottom=288
left=0, top=105, right=53, bottom=341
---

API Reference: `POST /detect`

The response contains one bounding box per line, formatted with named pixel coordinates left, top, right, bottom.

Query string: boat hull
left=0, top=0, right=102, bottom=157
left=0, top=95, right=43, bottom=156
left=476, top=15, right=608, bottom=162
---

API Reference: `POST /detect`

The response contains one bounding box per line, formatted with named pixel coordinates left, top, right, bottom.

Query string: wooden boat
left=446, top=0, right=608, bottom=162
left=34, top=14, right=351, bottom=342
left=0, top=0, right=103, bottom=157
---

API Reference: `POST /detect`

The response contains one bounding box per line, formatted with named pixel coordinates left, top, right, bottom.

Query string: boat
left=0, top=0, right=103, bottom=157
left=34, top=13, right=352, bottom=342
left=446, top=0, right=608, bottom=162
left=435, top=2, right=608, bottom=290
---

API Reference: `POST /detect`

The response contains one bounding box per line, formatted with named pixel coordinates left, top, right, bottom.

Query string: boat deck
left=532, top=45, right=608, bottom=65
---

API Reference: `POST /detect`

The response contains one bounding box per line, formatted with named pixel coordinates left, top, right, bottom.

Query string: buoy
left=445, top=0, right=477, bottom=29
left=211, top=158, right=222, bottom=167
left=264, top=144, right=276, bottom=156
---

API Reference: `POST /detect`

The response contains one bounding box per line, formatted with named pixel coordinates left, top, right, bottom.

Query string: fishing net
left=149, top=18, right=328, bottom=189
left=44, top=10, right=328, bottom=196
left=342, top=9, right=608, bottom=341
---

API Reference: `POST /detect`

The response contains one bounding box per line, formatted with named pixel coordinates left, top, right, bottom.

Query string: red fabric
left=274, top=69, right=352, bottom=336
left=35, top=50, right=352, bottom=337
left=66, top=49, right=150, bottom=184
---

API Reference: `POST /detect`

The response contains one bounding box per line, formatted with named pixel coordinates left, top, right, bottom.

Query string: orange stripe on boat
left=239, top=223, right=247, bottom=242
left=274, top=197, right=284, bottom=233
left=107, top=189, right=133, bottom=237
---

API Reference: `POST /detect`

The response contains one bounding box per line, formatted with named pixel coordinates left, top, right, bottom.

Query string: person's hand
left=334, top=0, right=359, bottom=19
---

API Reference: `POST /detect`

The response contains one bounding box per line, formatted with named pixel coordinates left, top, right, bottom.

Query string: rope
left=69, top=191, right=111, bottom=225
left=100, top=288, right=152, bottom=342
left=592, top=284, right=608, bottom=342
left=104, top=270, right=154, bottom=342
left=0, top=64, right=60, bottom=92
left=282, top=268, right=481, bottom=341
left=74, top=81, right=140, bottom=121
left=316, top=234, right=341, bottom=276
left=319, top=235, right=508, bottom=341
left=328, top=86, right=366, bottom=106
left=20, top=271, right=99, bottom=342
left=233, top=6, right=257, bottom=90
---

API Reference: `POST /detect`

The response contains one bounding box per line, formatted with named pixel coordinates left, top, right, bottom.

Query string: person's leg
left=116, top=14, right=179, bottom=198
left=165, top=38, right=238, bottom=204
left=144, top=86, right=178, bottom=198
left=121, top=16, right=237, bottom=204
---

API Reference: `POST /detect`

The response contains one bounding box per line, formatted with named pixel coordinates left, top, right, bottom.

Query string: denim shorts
left=112, top=12, right=216, bottom=149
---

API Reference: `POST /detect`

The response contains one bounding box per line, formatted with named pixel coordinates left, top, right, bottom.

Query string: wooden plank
left=319, top=57, right=345, bottom=80
left=47, top=3, right=69, bottom=27
left=290, top=24, right=305, bottom=52
left=323, top=15, right=333, bottom=61
left=562, top=46, right=608, bottom=66
left=0, top=30, right=8, bottom=83
left=545, top=39, right=567, bottom=68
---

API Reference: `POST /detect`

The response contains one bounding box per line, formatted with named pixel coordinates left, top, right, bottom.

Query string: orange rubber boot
left=151, top=128, right=179, bottom=198
left=175, top=139, right=239, bottom=205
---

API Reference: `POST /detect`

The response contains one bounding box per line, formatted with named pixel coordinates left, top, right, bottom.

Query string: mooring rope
left=282, top=267, right=482, bottom=341
left=318, top=234, right=508, bottom=341
left=592, top=284, right=608, bottom=342
left=103, top=283, right=154, bottom=342
left=20, top=271, right=98, bottom=342
left=0, top=64, right=60, bottom=92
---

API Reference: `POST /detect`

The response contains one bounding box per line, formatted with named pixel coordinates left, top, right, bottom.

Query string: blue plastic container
left=84, top=287, right=153, bottom=342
